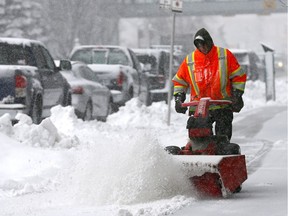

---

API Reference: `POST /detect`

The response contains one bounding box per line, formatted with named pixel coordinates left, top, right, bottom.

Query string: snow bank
left=0, top=109, right=79, bottom=148
left=108, top=99, right=171, bottom=128
left=242, top=80, right=287, bottom=111
left=0, top=131, right=69, bottom=197
left=0, top=108, right=79, bottom=197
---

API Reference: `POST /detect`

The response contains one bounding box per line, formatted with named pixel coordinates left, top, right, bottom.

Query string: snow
left=0, top=37, right=44, bottom=47
left=0, top=75, right=287, bottom=215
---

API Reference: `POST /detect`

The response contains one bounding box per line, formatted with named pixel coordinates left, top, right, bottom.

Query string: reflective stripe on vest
left=187, top=53, right=199, bottom=96
left=172, top=74, right=189, bottom=95
left=218, top=47, right=229, bottom=98
left=230, top=67, right=246, bottom=91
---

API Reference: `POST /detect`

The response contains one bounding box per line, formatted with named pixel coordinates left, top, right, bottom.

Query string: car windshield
left=0, top=43, right=34, bottom=66
left=70, top=49, right=92, bottom=64
left=71, top=48, right=129, bottom=66
left=136, top=54, right=158, bottom=73
left=108, top=49, right=129, bottom=65
left=92, top=49, right=108, bottom=64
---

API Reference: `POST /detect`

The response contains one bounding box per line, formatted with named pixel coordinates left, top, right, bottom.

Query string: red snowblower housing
left=165, top=97, right=248, bottom=198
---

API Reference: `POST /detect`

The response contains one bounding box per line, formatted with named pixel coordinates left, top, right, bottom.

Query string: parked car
left=230, top=49, right=264, bottom=81
left=0, top=37, right=71, bottom=124
left=69, top=45, right=147, bottom=109
left=132, top=48, right=174, bottom=106
left=57, top=61, right=113, bottom=121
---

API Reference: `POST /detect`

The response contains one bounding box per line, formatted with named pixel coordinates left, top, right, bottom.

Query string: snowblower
left=165, top=97, right=247, bottom=198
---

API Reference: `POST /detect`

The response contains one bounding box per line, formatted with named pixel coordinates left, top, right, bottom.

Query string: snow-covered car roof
left=0, top=37, right=44, bottom=47
left=70, top=45, right=129, bottom=57
left=73, top=45, right=124, bottom=49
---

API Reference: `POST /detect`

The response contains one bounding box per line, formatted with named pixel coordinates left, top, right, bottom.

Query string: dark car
left=0, top=37, right=71, bottom=124
left=132, top=48, right=175, bottom=106
left=230, top=49, right=264, bottom=81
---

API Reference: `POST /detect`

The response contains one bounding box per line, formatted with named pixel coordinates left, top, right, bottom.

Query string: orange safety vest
left=173, top=46, right=246, bottom=108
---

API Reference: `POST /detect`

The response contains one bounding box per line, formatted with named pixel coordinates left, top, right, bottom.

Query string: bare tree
left=0, top=0, right=47, bottom=41
left=40, top=0, right=120, bottom=58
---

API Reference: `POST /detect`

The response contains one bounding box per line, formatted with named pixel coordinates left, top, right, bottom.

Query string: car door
left=31, top=45, right=64, bottom=116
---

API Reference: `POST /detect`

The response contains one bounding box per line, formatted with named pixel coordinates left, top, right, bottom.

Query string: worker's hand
left=232, top=97, right=244, bottom=112
left=174, top=93, right=187, bottom=114
left=231, top=89, right=244, bottom=112
left=175, top=100, right=187, bottom=114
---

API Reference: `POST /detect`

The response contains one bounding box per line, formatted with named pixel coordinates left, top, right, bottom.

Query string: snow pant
left=208, top=108, right=234, bottom=141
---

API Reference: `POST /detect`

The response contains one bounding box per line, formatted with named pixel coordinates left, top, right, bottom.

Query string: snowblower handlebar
left=181, top=98, right=232, bottom=108
left=181, top=98, right=232, bottom=117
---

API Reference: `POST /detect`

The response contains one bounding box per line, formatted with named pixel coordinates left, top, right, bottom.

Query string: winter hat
left=194, top=28, right=214, bottom=52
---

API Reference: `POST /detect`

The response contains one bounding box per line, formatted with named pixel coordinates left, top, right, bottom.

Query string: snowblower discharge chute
left=165, top=98, right=248, bottom=198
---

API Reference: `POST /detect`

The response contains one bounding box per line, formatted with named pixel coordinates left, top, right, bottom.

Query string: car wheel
left=30, top=96, right=42, bottom=124
left=107, top=97, right=113, bottom=115
left=142, top=83, right=151, bottom=106
left=145, top=91, right=152, bottom=106
left=98, top=97, right=114, bottom=122
left=139, top=84, right=151, bottom=106
left=128, top=87, right=134, bottom=100
left=83, top=101, right=93, bottom=121
left=67, top=93, right=72, bottom=106
left=62, top=92, right=72, bottom=106
left=111, top=102, right=119, bottom=113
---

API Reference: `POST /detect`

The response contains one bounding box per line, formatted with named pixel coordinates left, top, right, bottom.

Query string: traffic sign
left=172, top=0, right=183, bottom=12
left=159, top=0, right=172, bottom=9
left=160, top=0, right=182, bottom=12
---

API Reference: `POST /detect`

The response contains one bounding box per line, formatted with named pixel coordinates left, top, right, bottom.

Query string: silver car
left=59, top=61, right=113, bottom=121
left=69, top=45, right=143, bottom=109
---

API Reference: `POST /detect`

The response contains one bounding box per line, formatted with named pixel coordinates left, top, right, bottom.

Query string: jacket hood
left=194, top=28, right=214, bottom=52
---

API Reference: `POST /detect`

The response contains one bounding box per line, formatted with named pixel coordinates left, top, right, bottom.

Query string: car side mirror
left=140, top=63, right=150, bottom=72
left=59, top=59, right=72, bottom=70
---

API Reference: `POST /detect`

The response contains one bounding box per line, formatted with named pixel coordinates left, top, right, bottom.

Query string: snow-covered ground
left=0, top=75, right=287, bottom=216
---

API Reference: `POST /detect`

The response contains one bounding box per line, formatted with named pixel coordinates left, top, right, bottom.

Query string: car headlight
left=277, top=61, right=283, bottom=68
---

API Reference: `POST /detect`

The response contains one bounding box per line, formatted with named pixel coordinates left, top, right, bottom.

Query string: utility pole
left=159, top=0, right=183, bottom=126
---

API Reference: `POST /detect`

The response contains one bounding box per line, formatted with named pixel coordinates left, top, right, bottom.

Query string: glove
left=174, top=93, right=187, bottom=114
left=231, top=89, right=244, bottom=113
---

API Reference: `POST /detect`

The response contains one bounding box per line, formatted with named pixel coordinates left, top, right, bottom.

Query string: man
left=172, top=28, right=246, bottom=140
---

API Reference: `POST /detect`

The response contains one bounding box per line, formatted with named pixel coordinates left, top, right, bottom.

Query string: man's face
left=195, top=40, right=210, bottom=55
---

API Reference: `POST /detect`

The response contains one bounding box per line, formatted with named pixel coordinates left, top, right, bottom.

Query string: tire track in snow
left=232, top=105, right=286, bottom=175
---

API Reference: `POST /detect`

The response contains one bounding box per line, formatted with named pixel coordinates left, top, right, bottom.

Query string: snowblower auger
left=166, top=97, right=248, bottom=198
